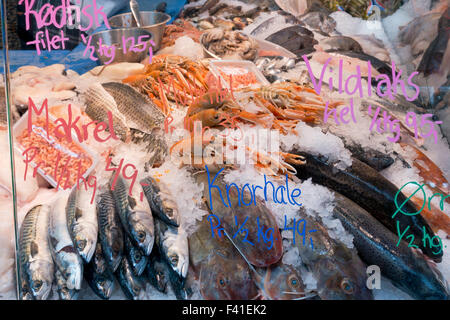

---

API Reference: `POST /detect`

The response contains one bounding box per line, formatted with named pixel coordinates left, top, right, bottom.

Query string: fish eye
left=137, top=231, right=146, bottom=241
left=134, top=252, right=142, bottom=262
left=288, top=275, right=300, bottom=288
left=170, top=255, right=179, bottom=266
left=340, top=279, right=354, bottom=294
left=77, top=240, right=86, bottom=251
left=217, top=276, right=227, bottom=287
left=33, top=280, right=43, bottom=290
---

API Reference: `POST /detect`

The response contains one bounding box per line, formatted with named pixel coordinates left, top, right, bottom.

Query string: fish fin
left=290, top=292, right=318, bottom=300
left=128, top=195, right=137, bottom=209
left=75, top=208, right=83, bottom=220
left=30, top=241, right=39, bottom=257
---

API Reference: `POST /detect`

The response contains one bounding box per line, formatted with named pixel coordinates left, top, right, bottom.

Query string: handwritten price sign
left=368, top=106, right=442, bottom=143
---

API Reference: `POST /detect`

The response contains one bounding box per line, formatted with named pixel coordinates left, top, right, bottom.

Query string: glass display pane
left=0, top=0, right=449, bottom=301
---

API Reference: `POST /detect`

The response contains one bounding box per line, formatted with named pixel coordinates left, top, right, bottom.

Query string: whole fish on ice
left=19, top=205, right=54, bottom=300
left=66, top=186, right=98, bottom=263
left=292, top=209, right=373, bottom=300
left=154, top=218, right=189, bottom=279
left=112, top=175, right=154, bottom=255
left=48, top=192, right=83, bottom=290
left=97, top=189, right=124, bottom=272
left=84, top=241, right=115, bottom=299
left=332, top=192, right=450, bottom=300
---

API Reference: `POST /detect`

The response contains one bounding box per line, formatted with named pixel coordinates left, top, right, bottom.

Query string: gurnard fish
left=55, top=269, right=79, bottom=300
left=19, top=205, right=54, bottom=300
left=146, top=250, right=168, bottom=293
left=293, top=209, right=373, bottom=300
left=292, top=151, right=442, bottom=262
left=141, top=176, right=180, bottom=227
left=332, top=192, right=449, bottom=300
left=48, top=192, right=83, bottom=291
left=224, top=228, right=314, bottom=300
left=97, top=189, right=123, bottom=272
left=188, top=213, right=258, bottom=300
left=66, top=186, right=98, bottom=263
left=112, top=175, right=154, bottom=255
left=254, top=263, right=311, bottom=300
left=116, top=256, right=147, bottom=300
left=195, top=171, right=283, bottom=267
left=124, top=235, right=148, bottom=276
left=199, top=251, right=259, bottom=300
left=84, top=241, right=115, bottom=300
left=154, top=218, right=189, bottom=279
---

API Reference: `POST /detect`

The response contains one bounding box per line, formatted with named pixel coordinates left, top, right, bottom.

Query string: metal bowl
left=108, top=11, right=171, bottom=50
left=90, top=28, right=153, bottom=65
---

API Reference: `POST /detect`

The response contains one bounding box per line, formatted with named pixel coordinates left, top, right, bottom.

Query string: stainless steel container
left=90, top=28, right=153, bottom=65
left=108, top=11, right=171, bottom=50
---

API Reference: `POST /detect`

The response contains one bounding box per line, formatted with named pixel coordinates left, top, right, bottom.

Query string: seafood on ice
left=1, top=0, right=450, bottom=302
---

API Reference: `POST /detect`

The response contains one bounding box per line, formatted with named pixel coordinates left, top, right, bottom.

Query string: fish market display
left=2, top=0, right=450, bottom=302
left=19, top=205, right=54, bottom=300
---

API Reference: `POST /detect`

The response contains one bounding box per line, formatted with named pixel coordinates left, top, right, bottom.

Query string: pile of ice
left=281, top=243, right=318, bottom=291
left=158, top=36, right=204, bottom=60
left=282, top=121, right=353, bottom=170
left=148, top=161, right=209, bottom=236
